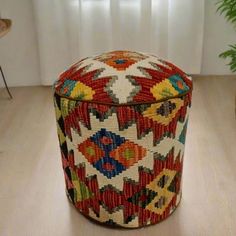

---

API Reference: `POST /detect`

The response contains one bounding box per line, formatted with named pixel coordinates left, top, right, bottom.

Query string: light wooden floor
left=0, top=77, right=236, bottom=236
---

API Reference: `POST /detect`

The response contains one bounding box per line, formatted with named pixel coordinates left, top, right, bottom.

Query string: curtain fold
left=33, top=0, right=205, bottom=85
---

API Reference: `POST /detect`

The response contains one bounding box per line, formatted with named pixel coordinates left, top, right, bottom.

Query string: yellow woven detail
left=57, top=124, right=66, bottom=145
left=54, top=99, right=62, bottom=121
left=142, top=98, right=184, bottom=126
left=70, top=81, right=95, bottom=100
left=150, top=79, right=178, bottom=100
left=145, top=169, right=176, bottom=215
left=71, top=170, right=93, bottom=201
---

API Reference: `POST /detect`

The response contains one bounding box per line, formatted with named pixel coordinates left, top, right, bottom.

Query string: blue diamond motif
left=93, top=156, right=126, bottom=179
left=90, top=128, right=125, bottom=152
left=88, top=129, right=128, bottom=178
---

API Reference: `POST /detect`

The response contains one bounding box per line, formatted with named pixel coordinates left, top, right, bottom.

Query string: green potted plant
left=217, top=0, right=236, bottom=72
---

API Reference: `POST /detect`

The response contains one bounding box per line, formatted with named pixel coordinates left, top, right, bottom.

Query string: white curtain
left=33, top=0, right=205, bottom=85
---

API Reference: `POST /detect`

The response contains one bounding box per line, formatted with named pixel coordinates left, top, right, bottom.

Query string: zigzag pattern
left=54, top=51, right=192, bottom=105
left=54, top=93, right=190, bottom=227
left=55, top=93, right=190, bottom=145
left=62, top=147, right=183, bottom=227
left=53, top=50, right=192, bottom=228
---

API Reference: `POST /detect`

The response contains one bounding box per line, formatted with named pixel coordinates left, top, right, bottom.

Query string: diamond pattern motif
left=53, top=50, right=192, bottom=228
left=54, top=50, right=192, bottom=105
left=93, top=156, right=125, bottom=179
left=95, top=51, right=147, bottom=71
left=127, top=188, right=157, bottom=208
left=142, top=98, right=184, bottom=126
left=145, top=169, right=177, bottom=215
left=110, top=140, right=147, bottom=168
left=100, top=185, right=123, bottom=213
left=78, top=139, right=104, bottom=164
left=90, top=128, right=125, bottom=152
left=78, top=128, right=147, bottom=179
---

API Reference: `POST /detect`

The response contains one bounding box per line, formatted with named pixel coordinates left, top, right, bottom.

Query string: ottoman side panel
left=53, top=91, right=191, bottom=228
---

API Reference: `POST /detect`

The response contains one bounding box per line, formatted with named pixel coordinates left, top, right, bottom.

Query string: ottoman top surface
left=54, top=50, right=192, bottom=105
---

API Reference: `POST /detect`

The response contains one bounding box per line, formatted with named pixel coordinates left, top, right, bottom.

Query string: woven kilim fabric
left=53, top=51, right=192, bottom=228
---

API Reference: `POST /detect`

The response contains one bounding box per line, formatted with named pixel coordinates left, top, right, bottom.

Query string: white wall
left=201, top=0, right=235, bottom=75
left=0, top=0, right=40, bottom=87
left=0, top=0, right=235, bottom=88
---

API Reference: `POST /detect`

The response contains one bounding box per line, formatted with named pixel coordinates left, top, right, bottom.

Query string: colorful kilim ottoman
left=53, top=50, right=192, bottom=228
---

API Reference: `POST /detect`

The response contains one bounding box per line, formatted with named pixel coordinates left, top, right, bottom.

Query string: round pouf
left=53, top=51, right=192, bottom=228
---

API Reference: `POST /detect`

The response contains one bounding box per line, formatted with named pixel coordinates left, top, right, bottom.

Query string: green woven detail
left=77, top=92, right=86, bottom=100
left=159, top=88, right=174, bottom=97
left=60, top=98, right=77, bottom=118
left=86, top=146, right=95, bottom=156
left=54, top=99, right=62, bottom=121
left=134, top=104, right=150, bottom=113
left=123, top=149, right=135, bottom=160
left=71, top=170, right=93, bottom=202
left=179, top=120, right=188, bottom=144
left=57, top=124, right=66, bottom=145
